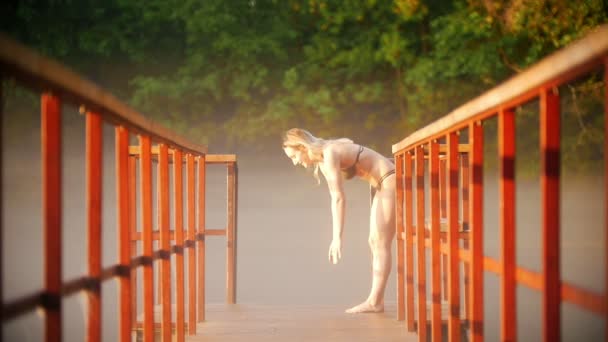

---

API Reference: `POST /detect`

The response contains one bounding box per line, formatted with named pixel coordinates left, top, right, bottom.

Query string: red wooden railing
left=0, top=33, right=238, bottom=342
left=126, top=149, right=238, bottom=340
left=393, top=25, right=608, bottom=342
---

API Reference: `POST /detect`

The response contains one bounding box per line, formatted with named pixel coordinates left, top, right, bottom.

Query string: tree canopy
left=2, top=0, right=606, bottom=158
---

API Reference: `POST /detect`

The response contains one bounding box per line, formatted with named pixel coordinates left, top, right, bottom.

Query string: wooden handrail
left=0, top=32, right=238, bottom=342
left=392, top=24, right=608, bottom=153
left=128, top=146, right=236, bottom=164
left=0, top=33, right=207, bottom=155
left=393, top=25, right=608, bottom=342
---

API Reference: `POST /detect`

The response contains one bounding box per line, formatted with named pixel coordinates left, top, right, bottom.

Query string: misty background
left=1, top=1, right=607, bottom=341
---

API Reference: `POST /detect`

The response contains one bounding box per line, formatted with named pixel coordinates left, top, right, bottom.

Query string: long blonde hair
left=282, top=128, right=353, bottom=184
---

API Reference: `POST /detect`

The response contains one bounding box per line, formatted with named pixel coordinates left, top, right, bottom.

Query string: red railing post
left=159, top=144, right=172, bottom=341
left=41, top=93, right=62, bottom=342
left=440, top=158, right=447, bottom=219
left=440, top=158, right=448, bottom=301
left=139, top=135, right=155, bottom=342
left=116, top=126, right=132, bottom=342
left=499, top=108, right=516, bottom=342
left=404, top=151, right=415, bottom=332
left=86, top=112, right=102, bottom=342
left=174, top=150, right=185, bottom=342
left=227, top=162, right=237, bottom=304
left=186, top=154, right=197, bottom=335
left=128, top=156, right=138, bottom=328
left=234, top=164, right=239, bottom=303
left=429, top=140, right=442, bottom=341
left=540, top=88, right=561, bottom=342
left=415, top=146, right=427, bottom=342
left=469, top=121, right=484, bottom=341
left=197, top=155, right=206, bottom=322
left=447, top=131, right=461, bottom=342
left=461, top=152, right=471, bottom=323
left=395, top=153, right=405, bottom=321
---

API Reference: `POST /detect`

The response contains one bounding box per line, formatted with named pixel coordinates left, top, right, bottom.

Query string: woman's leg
left=346, top=180, right=396, bottom=313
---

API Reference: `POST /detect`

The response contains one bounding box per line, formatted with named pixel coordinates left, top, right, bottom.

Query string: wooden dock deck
left=187, top=303, right=417, bottom=341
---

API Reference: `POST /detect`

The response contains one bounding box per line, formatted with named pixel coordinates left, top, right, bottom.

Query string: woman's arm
left=322, top=147, right=345, bottom=264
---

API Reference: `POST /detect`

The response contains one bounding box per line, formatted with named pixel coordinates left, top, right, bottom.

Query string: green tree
left=2, top=0, right=606, bottom=162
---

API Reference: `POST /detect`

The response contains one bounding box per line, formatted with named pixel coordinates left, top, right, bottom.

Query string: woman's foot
left=345, top=300, right=384, bottom=313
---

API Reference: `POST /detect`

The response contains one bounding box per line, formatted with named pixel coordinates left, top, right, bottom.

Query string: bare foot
left=345, top=301, right=384, bottom=314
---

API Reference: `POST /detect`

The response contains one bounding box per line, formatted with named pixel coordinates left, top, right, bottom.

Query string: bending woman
left=282, top=128, right=395, bottom=313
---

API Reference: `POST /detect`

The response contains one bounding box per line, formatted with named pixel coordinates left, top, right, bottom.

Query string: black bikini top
left=341, top=145, right=364, bottom=180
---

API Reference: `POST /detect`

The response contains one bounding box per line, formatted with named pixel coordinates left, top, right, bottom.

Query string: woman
left=282, top=128, right=395, bottom=313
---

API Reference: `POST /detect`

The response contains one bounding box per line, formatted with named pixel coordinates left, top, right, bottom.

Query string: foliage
left=2, top=0, right=606, bottom=167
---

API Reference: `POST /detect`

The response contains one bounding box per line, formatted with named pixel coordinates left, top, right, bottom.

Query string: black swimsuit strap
left=344, top=145, right=364, bottom=171
left=376, top=169, right=395, bottom=188
left=354, top=145, right=364, bottom=164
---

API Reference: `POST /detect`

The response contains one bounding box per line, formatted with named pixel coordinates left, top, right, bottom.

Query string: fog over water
left=2, top=111, right=606, bottom=341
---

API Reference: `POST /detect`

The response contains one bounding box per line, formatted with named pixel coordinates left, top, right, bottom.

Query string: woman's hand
left=328, top=239, right=342, bottom=264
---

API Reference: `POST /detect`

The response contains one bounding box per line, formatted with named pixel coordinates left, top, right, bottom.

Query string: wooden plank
left=186, top=154, right=197, bottom=335
left=415, top=146, right=427, bottom=342
left=116, top=126, right=131, bottom=342
left=227, top=163, right=237, bottom=304
left=404, top=151, right=415, bottom=332
left=127, top=148, right=235, bottom=164
left=447, top=132, right=461, bottom=342
left=42, top=93, right=62, bottom=342
left=416, top=144, right=471, bottom=154
left=484, top=257, right=501, bottom=274
left=429, top=140, right=442, bottom=342
left=187, top=304, right=417, bottom=341
left=499, top=108, right=516, bottom=342
left=86, top=112, right=102, bottom=342
left=391, top=24, right=608, bottom=153
left=561, top=282, right=606, bottom=316
left=130, top=145, right=177, bottom=156
left=411, top=229, right=470, bottom=240
left=131, top=229, right=226, bottom=241
left=481, top=257, right=607, bottom=316
left=439, top=144, right=470, bottom=153
left=197, top=155, right=206, bottom=322
left=174, top=149, right=185, bottom=342
left=469, top=121, right=484, bottom=341
left=139, top=135, right=155, bottom=342
left=206, top=154, right=237, bottom=164
left=395, top=153, right=405, bottom=321
left=3, top=292, right=44, bottom=321
left=158, top=144, right=172, bottom=342
left=0, top=34, right=207, bottom=155
left=540, top=88, right=561, bottom=342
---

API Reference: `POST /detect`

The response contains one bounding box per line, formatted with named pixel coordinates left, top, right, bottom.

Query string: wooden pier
left=186, top=304, right=416, bottom=342
left=2, top=22, right=608, bottom=342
